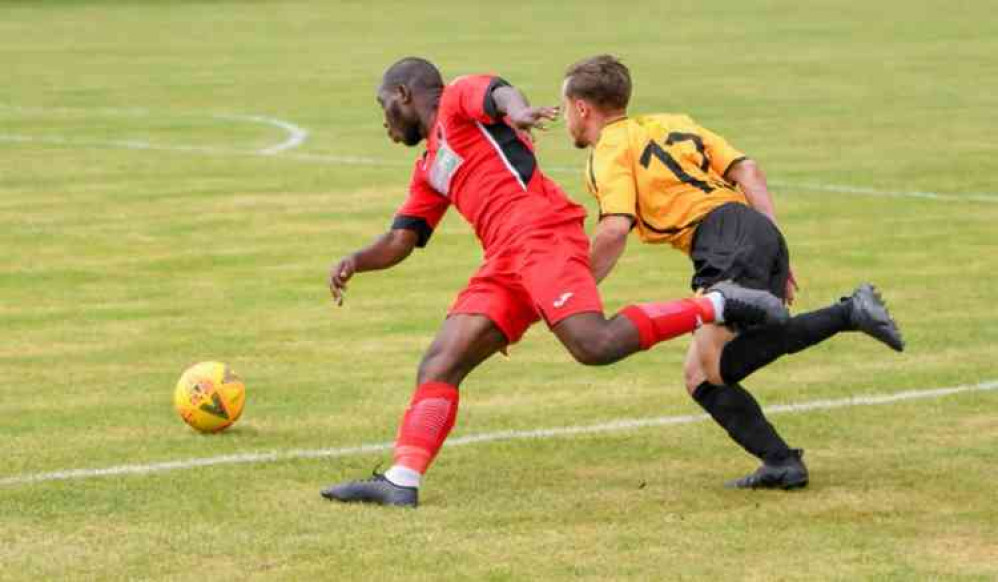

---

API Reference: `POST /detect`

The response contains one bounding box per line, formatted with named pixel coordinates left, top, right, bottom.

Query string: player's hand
left=785, top=267, right=799, bottom=306
left=507, top=105, right=560, bottom=133
left=329, top=256, right=357, bottom=306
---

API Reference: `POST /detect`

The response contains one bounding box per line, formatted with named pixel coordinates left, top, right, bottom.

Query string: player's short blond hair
left=564, top=55, right=632, bottom=112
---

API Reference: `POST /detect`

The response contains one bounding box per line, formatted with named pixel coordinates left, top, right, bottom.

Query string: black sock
left=719, top=300, right=853, bottom=384
left=692, top=382, right=792, bottom=463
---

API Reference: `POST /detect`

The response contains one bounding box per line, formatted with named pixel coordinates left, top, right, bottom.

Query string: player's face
left=377, top=86, right=423, bottom=146
left=561, top=80, right=590, bottom=149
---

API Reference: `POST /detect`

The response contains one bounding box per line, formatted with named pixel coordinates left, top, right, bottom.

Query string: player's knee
left=683, top=357, right=707, bottom=395
left=416, top=348, right=462, bottom=385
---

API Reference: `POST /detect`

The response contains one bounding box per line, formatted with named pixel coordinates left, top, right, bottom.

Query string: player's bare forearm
left=590, top=215, right=632, bottom=284
left=329, top=229, right=418, bottom=305
left=728, top=159, right=777, bottom=224
left=492, top=85, right=558, bottom=132
left=352, top=229, right=418, bottom=273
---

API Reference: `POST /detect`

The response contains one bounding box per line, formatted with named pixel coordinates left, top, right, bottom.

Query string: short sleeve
left=589, top=130, right=638, bottom=220
left=696, top=123, right=747, bottom=178
left=392, top=158, right=451, bottom=247
left=449, top=75, right=510, bottom=124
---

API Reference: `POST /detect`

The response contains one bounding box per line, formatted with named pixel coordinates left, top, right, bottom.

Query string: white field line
left=0, top=105, right=308, bottom=156
left=0, top=134, right=390, bottom=167
left=3, top=130, right=993, bottom=203
left=543, top=166, right=998, bottom=204
left=1, top=379, right=995, bottom=488
left=2, top=103, right=996, bottom=203
left=212, top=114, right=309, bottom=155
left=766, top=180, right=998, bottom=204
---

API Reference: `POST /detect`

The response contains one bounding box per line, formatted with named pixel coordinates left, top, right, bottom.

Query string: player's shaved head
left=381, top=57, right=444, bottom=93
left=377, top=58, right=444, bottom=147
left=564, top=55, right=632, bottom=112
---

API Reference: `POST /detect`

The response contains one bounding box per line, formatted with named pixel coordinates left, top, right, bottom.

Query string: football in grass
left=173, top=361, right=246, bottom=433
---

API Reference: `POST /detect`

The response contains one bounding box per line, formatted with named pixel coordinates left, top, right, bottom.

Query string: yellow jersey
left=585, top=114, right=749, bottom=254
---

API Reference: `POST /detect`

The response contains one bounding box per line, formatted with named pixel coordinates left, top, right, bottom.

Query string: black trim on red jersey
left=483, top=77, right=512, bottom=120
left=481, top=121, right=536, bottom=187
left=391, top=215, right=433, bottom=248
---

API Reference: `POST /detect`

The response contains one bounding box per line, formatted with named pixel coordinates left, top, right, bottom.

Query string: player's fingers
left=331, top=283, right=347, bottom=306
left=329, top=272, right=347, bottom=293
left=537, top=107, right=559, bottom=120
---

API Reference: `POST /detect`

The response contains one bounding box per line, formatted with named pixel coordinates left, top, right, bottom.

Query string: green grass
left=2, top=0, right=997, bottom=579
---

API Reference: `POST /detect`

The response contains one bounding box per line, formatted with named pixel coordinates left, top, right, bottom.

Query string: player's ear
left=396, top=84, right=413, bottom=104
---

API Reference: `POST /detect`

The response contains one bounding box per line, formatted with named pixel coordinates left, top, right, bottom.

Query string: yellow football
left=173, top=361, right=246, bottom=433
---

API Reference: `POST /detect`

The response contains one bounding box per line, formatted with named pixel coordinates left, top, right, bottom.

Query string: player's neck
left=417, top=90, right=443, bottom=140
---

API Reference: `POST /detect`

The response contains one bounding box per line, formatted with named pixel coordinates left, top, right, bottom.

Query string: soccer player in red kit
left=320, top=57, right=788, bottom=507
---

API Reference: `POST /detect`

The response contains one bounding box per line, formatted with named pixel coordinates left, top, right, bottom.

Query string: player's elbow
left=598, top=215, right=634, bottom=241
left=726, top=158, right=764, bottom=185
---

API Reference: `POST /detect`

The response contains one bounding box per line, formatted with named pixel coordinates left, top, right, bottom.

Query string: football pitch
left=2, top=0, right=997, bottom=579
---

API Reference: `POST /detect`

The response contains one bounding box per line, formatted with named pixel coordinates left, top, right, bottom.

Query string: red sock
left=619, top=297, right=716, bottom=350
left=393, top=381, right=460, bottom=474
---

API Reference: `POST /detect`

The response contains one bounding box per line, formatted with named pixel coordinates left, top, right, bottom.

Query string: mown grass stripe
left=2, top=379, right=995, bottom=488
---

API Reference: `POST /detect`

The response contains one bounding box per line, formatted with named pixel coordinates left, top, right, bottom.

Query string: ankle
left=384, top=465, right=422, bottom=488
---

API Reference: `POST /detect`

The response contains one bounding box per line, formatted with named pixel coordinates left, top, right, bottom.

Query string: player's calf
left=718, top=283, right=903, bottom=385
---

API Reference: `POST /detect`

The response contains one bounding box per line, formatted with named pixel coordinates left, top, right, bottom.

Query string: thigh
left=449, top=259, right=540, bottom=345
left=517, top=225, right=604, bottom=328
left=690, top=203, right=789, bottom=300
left=417, top=314, right=509, bottom=386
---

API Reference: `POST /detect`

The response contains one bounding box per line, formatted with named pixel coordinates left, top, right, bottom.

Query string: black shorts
left=689, top=202, right=790, bottom=300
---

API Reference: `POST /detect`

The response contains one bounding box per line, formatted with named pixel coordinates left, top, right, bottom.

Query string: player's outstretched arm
left=727, top=159, right=776, bottom=223
left=590, top=215, right=633, bottom=284
left=329, top=228, right=419, bottom=306
left=491, top=85, right=559, bottom=133
left=727, top=159, right=798, bottom=303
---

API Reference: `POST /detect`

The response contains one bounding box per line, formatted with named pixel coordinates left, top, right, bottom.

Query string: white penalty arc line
left=2, top=379, right=996, bottom=488
left=0, top=106, right=308, bottom=156
left=212, top=113, right=309, bottom=155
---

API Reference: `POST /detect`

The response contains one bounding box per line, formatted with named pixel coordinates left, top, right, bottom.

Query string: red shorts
left=449, top=222, right=604, bottom=343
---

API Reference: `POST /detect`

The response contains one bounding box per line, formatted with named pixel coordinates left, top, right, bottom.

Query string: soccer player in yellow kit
left=560, top=55, right=904, bottom=489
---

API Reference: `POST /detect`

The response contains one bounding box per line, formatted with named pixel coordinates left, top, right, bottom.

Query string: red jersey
left=392, top=75, right=587, bottom=253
